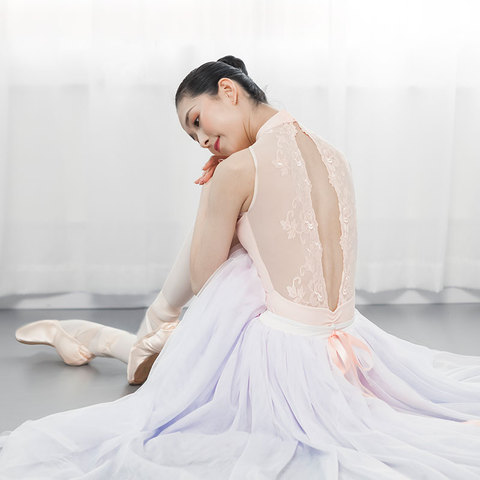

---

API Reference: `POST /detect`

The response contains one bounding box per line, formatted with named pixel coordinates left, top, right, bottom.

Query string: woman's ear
left=218, top=78, right=238, bottom=104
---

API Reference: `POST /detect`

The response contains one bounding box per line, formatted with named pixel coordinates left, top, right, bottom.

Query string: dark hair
left=175, top=55, right=269, bottom=108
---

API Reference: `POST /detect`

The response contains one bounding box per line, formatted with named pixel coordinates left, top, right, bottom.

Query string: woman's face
left=176, top=78, right=254, bottom=157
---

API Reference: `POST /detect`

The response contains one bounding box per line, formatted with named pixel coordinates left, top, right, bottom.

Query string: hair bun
left=216, top=55, right=248, bottom=76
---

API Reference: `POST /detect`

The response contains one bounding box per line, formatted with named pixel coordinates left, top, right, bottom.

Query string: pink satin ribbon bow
left=327, top=328, right=377, bottom=398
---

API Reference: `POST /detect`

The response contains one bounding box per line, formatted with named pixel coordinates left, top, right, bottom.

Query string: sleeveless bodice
left=236, top=109, right=358, bottom=327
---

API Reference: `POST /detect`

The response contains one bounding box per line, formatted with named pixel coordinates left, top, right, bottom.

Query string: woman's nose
left=198, top=133, right=210, bottom=148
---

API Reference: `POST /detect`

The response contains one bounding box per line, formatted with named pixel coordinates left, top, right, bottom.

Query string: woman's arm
left=135, top=155, right=240, bottom=339
left=189, top=154, right=248, bottom=295
left=136, top=157, right=228, bottom=337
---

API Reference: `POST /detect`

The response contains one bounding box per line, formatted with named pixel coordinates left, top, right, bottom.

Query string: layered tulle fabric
left=1, top=246, right=480, bottom=479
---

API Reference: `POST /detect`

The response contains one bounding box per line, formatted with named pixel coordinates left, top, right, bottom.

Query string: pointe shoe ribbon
left=15, top=319, right=94, bottom=366
left=327, top=329, right=377, bottom=398
left=127, top=320, right=179, bottom=385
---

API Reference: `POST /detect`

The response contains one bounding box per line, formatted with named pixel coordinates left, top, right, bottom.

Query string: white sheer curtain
left=0, top=0, right=479, bottom=307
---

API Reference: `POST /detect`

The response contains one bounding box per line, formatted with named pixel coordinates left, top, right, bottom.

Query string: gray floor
left=1, top=303, right=479, bottom=432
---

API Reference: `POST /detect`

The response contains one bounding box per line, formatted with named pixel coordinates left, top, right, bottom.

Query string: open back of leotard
left=236, top=110, right=357, bottom=326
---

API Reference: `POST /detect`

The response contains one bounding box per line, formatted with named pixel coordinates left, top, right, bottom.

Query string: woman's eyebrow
left=185, top=106, right=194, bottom=129
left=184, top=106, right=196, bottom=141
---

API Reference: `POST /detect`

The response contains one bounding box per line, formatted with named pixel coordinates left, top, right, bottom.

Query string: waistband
left=257, top=309, right=356, bottom=337
left=256, top=308, right=377, bottom=399
left=266, top=291, right=356, bottom=326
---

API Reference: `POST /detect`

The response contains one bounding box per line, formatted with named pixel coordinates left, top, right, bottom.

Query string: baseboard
left=0, top=287, right=479, bottom=310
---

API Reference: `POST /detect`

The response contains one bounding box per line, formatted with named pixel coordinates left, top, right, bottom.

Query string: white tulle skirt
left=1, top=246, right=480, bottom=479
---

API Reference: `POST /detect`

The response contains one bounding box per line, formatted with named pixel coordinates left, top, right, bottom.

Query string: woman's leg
left=127, top=225, right=195, bottom=383
left=15, top=318, right=137, bottom=366
left=52, top=320, right=137, bottom=364
left=135, top=225, right=194, bottom=339
left=16, top=225, right=195, bottom=366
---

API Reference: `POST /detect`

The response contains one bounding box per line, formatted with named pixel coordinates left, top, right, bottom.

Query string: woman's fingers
left=194, top=155, right=229, bottom=185
left=194, top=167, right=212, bottom=184
left=194, top=167, right=214, bottom=185
left=201, top=155, right=227, bottom=171
left=200, top=157, right=215, bottom=171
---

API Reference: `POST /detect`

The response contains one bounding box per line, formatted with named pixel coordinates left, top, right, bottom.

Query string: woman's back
left=237, top=109, right=357, bottom=326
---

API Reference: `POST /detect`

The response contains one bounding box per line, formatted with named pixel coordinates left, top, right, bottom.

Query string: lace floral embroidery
left=306, top=132, right=356, bottom=303
left=271, top=122, right=327, bottom=306
left=271, top=122, right=356, bottom=309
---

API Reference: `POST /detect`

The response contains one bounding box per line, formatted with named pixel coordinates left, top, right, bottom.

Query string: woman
left=1, top=55, right=480, bottom=479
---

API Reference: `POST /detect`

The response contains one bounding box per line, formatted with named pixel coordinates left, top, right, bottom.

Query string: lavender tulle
left=1, top=246, right=480, bottom=479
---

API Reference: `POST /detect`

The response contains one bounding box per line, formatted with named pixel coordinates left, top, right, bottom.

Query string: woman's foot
left=128, top=299, right=181, bottom=385
left=16, top=319, right=136, bottom=365
left=16, top=319, right=95, bottom=366
left=135, top=291, right=182, bottom=339
left=127, top=318, right=179, bottom=385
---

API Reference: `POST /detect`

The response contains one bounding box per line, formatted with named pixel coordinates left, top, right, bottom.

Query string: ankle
left=146, top=306, right=180, bottom=332
left=148, top=291, right=182, bottom=326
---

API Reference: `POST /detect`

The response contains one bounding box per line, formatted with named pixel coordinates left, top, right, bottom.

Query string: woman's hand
left=194, top=154, right=229, bottom=185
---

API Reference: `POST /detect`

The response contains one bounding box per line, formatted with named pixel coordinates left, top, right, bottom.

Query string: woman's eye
left=194, top=116, right=199, bottom=127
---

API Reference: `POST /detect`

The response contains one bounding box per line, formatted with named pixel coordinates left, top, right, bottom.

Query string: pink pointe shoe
left=127, top=320, right=179, bottom=385
left=15, top=319, right=94, bottom=366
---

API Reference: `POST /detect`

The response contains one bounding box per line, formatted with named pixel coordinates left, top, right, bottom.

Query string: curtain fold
left=0, top=0, right=478, bottom=300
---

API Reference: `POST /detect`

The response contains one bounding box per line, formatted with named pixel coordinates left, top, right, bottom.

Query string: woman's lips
left=214, top=137, right=220, bottom=152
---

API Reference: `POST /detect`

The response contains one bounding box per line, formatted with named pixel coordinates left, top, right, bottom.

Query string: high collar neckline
left=255, top=109, right=296, bottom=141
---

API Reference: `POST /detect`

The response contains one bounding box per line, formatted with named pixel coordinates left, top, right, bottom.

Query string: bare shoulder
left=211, top=147, right=255, bottom=215
left=217, top=147, right=253, bottom=171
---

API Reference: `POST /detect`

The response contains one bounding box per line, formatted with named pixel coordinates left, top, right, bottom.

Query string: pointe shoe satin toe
left=15, top=319, right=95, bottom=366
left=127, top=320, right=179, bottom=385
